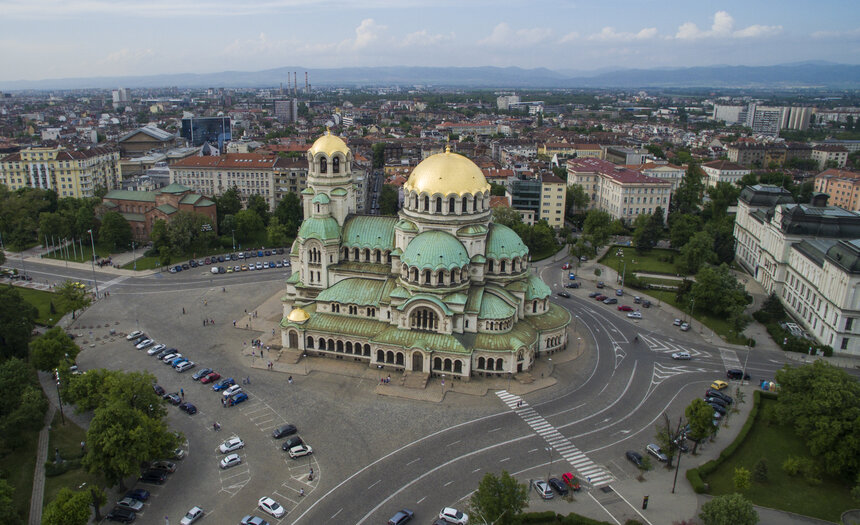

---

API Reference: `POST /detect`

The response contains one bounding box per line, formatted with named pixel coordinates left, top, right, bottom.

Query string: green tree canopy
left=491, top=206, right=523, bottom=228
left=29, top=327, right=79, bottom=371
left=0, top=479, right=19, bottom=525
left=583, top=209, right=613, bottom=249
left=379, top=185, right=399, bottom=216
left=632, top=208, right=664, bottom=252
left=685, top=398, right=716, bottom=454
left=707, top=182, right=741, bottom=218
left=699, top=493, right=759, bottom=525
left=468, top=471, right=529, bottom=525
left=166, top=211, right=213, bottom=255
left=689, top=263, right=750, bottom=318
left=98, top=211, right=132, bottom=250
left=672, top=162, right=705, bottom=216
left=247, top=194, right=270, bottom=225
left=274, top=192, right=302, bottom=237
left=55, top=280, right=91, bottom=319
left=490, top=183, right=506, bottom=196
left=566, top=184, right=590, bottom=216
left=0, top=286, right=38, bottom=360
left=150, top=219, right=169, bottom=251
left=266, top=218, right=290, bottom=248
left=234, top=209, right=264, bottom=243
left=42, top=488, right=91, bottom=525
left=668, top=214, right=703, bottom=249
left=215, top=187, right=242, bottom=227
left=679, top=230, right=717, bottom=274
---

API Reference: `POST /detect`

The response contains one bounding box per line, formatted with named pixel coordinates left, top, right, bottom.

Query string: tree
left=646, top=144, right=666, bottom=159
left=685, top=398, right=716, bottom=454
left=632, top=209, right=664, bottom=252
left=55, top=280, right=91, bottom=319
left=150, top=219, right=169, bottom=251
left=566, top=184, right=590, bottom=216
left=678, top=231, right=717, bottom=274
left=653, top=413, right=681, bottom=468
left=371, top=143, right=386, bottom=169
left=669, top=214, right=702, bottom=249
left=491, top=206, right=523, bottom=228
left=582, top=209, right=613, bottom=249
left=215, top=187, right=242, bottom=230
left=0, top=361, right=48, bottom=448
left=690, top=264, right=750, bottom=318
left=89, top=486, right=106, bottom=522
left=699, top=493, right=758, bottom=525
left=39, top=211, right=69, bottom=243
left=707, top=182, right=741, bottom=218
left=379, top=185, right=399, bottom=216
left=247, top=194, right=270, bottom=225
left=734, top=466, right=752, bottom=491
left=98, top=211, right=132, bottom=250
left=0, top=479, right=19, bottom=525
left=753, top=459, right=768, bottom=482
left=42, top=488, right=91, bottom=525
left=672, top=163, right=705, bottom=216
left=468, top=471, right=528, bottom=525
left=706, top=215, right=737, bottom=264
left=167, top=211, right=211, bottom=255
left=29, top=327, right=79, bottom=371
left=0, top=286, right=38, bottom=360
left=266, top=218, right=290, bottom=247
left=0, top=249, right=4, bottom=266
left=490, top=183, right=506, bottom=196
left=274, top=192, right=302, bottom=237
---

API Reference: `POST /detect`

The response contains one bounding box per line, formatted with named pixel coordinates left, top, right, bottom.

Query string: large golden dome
left=404, top=147, right=491, bottom=197
left=287, top=308, right=310, bottom=323
left=308, top=132, right=349, bottom=157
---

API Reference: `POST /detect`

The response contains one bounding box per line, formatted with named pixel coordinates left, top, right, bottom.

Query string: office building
left=701, top=160, right=751, bottom=188
left=813, top=169, right=860, bottom=211
left=0, top=145, right=120, bottom=197
left=180, top=116, right=232, bottom=148
left=274, top=99, right=299, bottom=123
left=539, top=172, right=566, bottom=229
left=811, top=145, right=849, bottom=170
left=169, top=153, right=277, bottom=209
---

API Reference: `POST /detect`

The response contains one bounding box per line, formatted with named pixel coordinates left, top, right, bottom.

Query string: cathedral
left=280, top=132, right=570, bottom=380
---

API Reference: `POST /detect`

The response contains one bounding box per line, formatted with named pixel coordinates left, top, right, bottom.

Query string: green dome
left=486, top=223, right=528, bottom=260
left=297, top=217, right=340, bottom=242
left=401, top=230, right=470, bottom=271
left=312, top=193, right=330, bottom=204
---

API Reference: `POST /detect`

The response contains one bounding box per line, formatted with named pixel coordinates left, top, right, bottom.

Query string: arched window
left=332, top=157, right=340, bottom=174
left=496, top=358, right=503, bottom=371
left=488, top=259, right=494, bottom=273
left=454, top=361, right=463, bottom=373
left=478, top=357, right=486, bottom=369
left=449, top=197, right=455, bottom=213
left=434, top=357, right=442, bottom=370
left=307, top=336, right=315, bottom=349
left=472, top=197, right=477, bottom=212
left=423, top=196, right=429, bottom=211
left=320, top=157, right=327, bottom=174
left=353, top=247, right=359, bottom=260
left=462, top=196, right=468, bottom=212
left=410, top=267, right=418, bottom=282
left=435, top=197, right=442, bottom=213
left=424, top=270, right=431, bottom=284
left=375, top=250, right=381, bottom=263
left=452, top=268, right=460, bottom=283
left=342, top=247, right=349, bottom=260
left=410, top=307, right=438, bottom=331
left=532, top=300, right=538, bottom=313
left=437, top=272, right=444, bottom=285
left=377, top=349, right=384, bottom=362
left=364, top=249, right=370, bottom=262
left=500, top=260, right=507, bottom=273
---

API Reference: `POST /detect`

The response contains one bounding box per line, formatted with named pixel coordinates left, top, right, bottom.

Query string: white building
left=702, top=160, right=751, bottom=188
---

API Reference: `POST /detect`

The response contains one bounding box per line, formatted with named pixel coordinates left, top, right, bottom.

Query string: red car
left=595, top=295, right=607, bottom=301
left=618, top=305, right=634, bottom=311
left=562, top=263, right=571, bottom=270
left=200, top=372, right=221, bottom=384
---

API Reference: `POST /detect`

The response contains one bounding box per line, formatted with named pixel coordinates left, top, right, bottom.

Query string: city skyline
left=1, top=0, right=859, bottom=82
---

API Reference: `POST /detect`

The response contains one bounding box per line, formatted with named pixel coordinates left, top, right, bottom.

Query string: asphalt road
left=5, top=253, right=793, bottom=525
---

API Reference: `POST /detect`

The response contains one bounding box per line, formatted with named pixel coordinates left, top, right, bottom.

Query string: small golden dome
left=287, top=308, right=310, bottom=323
left=308, top=132, right=349, bottom=158
left=403, top=148, right=491, bottom=197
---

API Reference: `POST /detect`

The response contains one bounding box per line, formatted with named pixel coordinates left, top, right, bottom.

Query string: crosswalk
left=640, top=334, right=706, bottom=357
left=719, top=347, right=743, bottom=371
left=496, top=390, right=614, bottom=488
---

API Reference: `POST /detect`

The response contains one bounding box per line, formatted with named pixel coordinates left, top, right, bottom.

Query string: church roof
left=525, top=274, right=551, bottom=300
left=342, top=215, right=397, bottom=251
left=159, top=183, right=192, bottom=194
left=475, top=322, right=537, bottom=352
left=312, top=193, right=331, bottom=204
left=316, top=278, right=389, bottom=307
left=308, top=132, right=349, bottom=158
left=298, top=216, right=340, bottom=242
left=331, top=187, right=348, bottom=196
left=371, top=327, right=468, bottom=354
left=401, top=230, right=470, bottom=271
left=397, top=294, right=454, bottom=316
left=479, top=293, right=516, bottom=320
left=486, top=223, right=529, bottom=260
left=403, top=147, right=491, bottom=197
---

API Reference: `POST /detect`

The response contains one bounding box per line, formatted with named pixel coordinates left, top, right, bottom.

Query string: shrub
left=753, top=458, right=768, bottom=482
left=783, top=456, right=803, bottom=476
left=44, top=458, right=82, bottom=477
left=734, top=466, right=752, bottom=491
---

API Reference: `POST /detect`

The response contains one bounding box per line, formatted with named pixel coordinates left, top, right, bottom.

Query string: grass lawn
left=44, top=242, right=114, bottom=263
left=532, top=244, right=563, bottom=262
left=638, top=288, right=749, bottom=344
left=121, top=256, right=163, bottom=271
left=0, top=427, right=39, bottom=521
left=600, top=245, right=682, bottom=276
left=14, top=286, right=72, bottom=326
left=635, top=275, right=684, bottom=288
left=44, top=413, right=105, bottom=508
left=704, top=397, right=856, bottom=522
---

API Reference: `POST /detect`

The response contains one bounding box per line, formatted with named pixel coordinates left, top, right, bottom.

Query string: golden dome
left=403, top=147, right=491, bottom=197
left=308, top=132, right=349, bottom=157
left=287, top=308, right=310, bottom=323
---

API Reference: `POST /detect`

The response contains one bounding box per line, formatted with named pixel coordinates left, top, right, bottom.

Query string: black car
left=192, top=368, right=213, bottom=380
left=139, top=471, right=166, bottom=484
left=181, top=263, right=190, bottom=270
left=708, top=402, right=727, bottom=415
left=272, top=424, right=298, bottom=439
left=642, top=300, right=651, bottom=308
left=277, top=248, right=285, bottom=255
left=125, top=489, right=150, bottom=502
left=106, top=507, right=136, bottom=522
left=189, top=260, right=198, bottom=268
left=704, top=396, right=727, bottom=408
left=280, top=436, right=304, bottom=451
left=387, top=509, right=414, bottom=525
left=153, top=384, right=165, bottom=396
left=588, top=292, right=601, bottom=298
left=603, top=298, right=618, bottom=304
left=596, top=281, right=605, bottom=289
left=217, top=255, right=225, bottom=263
left=556, top=291, right=571, bottom=298
left=565, top=282, right=581, bottom=288
left=626, top=450, right=643, bottom=467
left=705, top=389, right=733, bottom=404
left=178, top=402, right=197, bottom=414
left=264, top=250, right=271, bottom=256
left=548, top=477, right=569, bottom=495
left=726, top=369, right=751, bottom=380
left=155, top=347, right=174, bottom=359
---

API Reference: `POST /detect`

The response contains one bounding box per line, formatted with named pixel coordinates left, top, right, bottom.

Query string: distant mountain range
left=2, top=63, right=859, bottom=91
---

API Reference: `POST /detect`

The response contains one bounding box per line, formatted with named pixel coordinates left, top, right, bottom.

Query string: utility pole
left=87, top=229, right=99, bottom=298
left=672, top=416, right=684, bottom=493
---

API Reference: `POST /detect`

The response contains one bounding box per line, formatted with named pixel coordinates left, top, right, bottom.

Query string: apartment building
left=539, top=172, right=566, bottom=229
left=566, top=157, right=671, bottom=224
left=813, top=169, right=860, bottom=211
left=0, top=145, right=120, bottom=197
left=169, top=153, right=277, bottom=209
left=701, top=160, right=751, bottom=188
left=734, top=185, right=860, bottom=355
left=626, top=162, right=686, bottom=191
left=273, top=157, right=308, bottom=202
left=811, top=144, right=849, bottom=170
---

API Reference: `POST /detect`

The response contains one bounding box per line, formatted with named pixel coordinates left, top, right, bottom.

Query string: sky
left=1, top=0, right=859, bottom=81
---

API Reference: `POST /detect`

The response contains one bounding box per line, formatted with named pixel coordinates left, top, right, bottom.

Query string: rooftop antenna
left=294, top=72, right=298, bottom=97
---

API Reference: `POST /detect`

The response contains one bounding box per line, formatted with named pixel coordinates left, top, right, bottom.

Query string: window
left=846, top=318, right=854, bottom=331
left=841, top=338, right=850, bottom=350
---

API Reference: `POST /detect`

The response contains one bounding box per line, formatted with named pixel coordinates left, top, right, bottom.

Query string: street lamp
left=55, top=369, right=65, bottom=425
left=231, top=229, right=236, bottom=251
left=132, top=241, right=137, bottom=271
left=545, top=446, right=553, bottom=481
left=86, top=229, right=99, bottom=298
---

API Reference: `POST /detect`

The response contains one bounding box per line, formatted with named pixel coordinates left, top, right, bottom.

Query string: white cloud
left=588, top=26, right=658, bottom=41
left=351, top=18, right=385, bottom=50
left=478, top=23, right=553, bottom=47
left=811, top=27, right=860, bottom=39
left=99, top=47, right=155, bottom=65
left=675, top=11, right=781, bottom=40
left=559, top=32, right=579, bottom=43
left=400, top=30, right=455, bottom=47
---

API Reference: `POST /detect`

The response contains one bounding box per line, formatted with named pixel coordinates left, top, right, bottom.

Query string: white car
left=680, top=322, right=690, bottom=332
left=627, top=311, right=642, bottom=319
left=210, top=266, right=219, bottom=274
left=222, top=385, right=243, bottom=398
left=533, top=480, right=553, bottom=499
left=176, top=361, right=195, bottom=373
left=439, top=507, right=469, bottom=524
left=672, top=352, right=692, bottom=360
left=287, top=444, right=313, bottom=459
left=161, top=352, right=179, bottom=363
left=673, top=318, right=682, bottom=326
left=135, top=339, right=154, bottom=350
left=258, top=497, right=285, bottom=518
left=180, top=506, right=204, bottom=525
left=147, top=343, right=167, bottom=355
left=219, top=437, right=245, bottom=453
left=220, top=453, right=242, bottom=469
left=115, top=497, right=144, bottom=512
left=126, top=330, right=143, bottom=340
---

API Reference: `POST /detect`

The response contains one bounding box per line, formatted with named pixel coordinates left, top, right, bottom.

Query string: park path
left=28, top=404, right=56, bottom=525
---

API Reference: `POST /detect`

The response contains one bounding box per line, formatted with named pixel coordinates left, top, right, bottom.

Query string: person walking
left=180, top=388, right=184, bottom=399
left=288, top=376, right=293, bottom=385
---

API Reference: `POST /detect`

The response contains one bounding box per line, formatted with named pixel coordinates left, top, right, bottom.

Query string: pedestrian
left=182, top=307, right=186, bottom=315
left=221, top=398, right=226, bottom=407
left=233, top=320, right=236, bottom=327
left=203, top=320, right=206, bottom=327
left=204, top=300, right=207, bottom=306
left=288, top=376, right=293, bottom=385
left=272, top=328, right=275, bottom=336
left=180, top=388, right=184, bottom=398
left=299, top=488, right=304, bottom=497
left=261, top=350, right=264, bottom=358
left=244, top=309, right=247, bottom=314
left=80, top=441, right=85, bottom=453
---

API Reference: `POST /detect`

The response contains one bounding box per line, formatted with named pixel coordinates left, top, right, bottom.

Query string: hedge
left=685, top=390, right=776, bottom=493
left=44, top=458, right=82, bottom=477
left=514, top=511, right=615, bottom=525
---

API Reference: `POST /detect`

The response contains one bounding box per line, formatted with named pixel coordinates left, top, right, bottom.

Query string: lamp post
left=132, top=241, right=137, bottom=271
left=55, top=369, right=65, bottom=425
left=742, top=343, right=751, bottom=385
left=86, top=229, right=99, bottom=298
left=232, top=230, right=236, bottom=251
left=545, top=446, right=553, bottom=481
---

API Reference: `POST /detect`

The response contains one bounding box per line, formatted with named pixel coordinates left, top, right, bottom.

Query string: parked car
left=222, top=384, right=243, bottom=398
left=153, top=384, right=165, bottom=396
left=595, top=294, right=607, bottom=301
left=126, top=331, right=143, bottom=341
left=272, top=423, right=297, bottom=439
left=704, top=396, right=728, bottom=408
left=533, top=480, right=553, bottom=499
left=213, top=377, right=236, bottom=391
left=556, top=291, right=570, bottom=298
left=708, top=402, right=727, bottom=415
left=178, top=402, right=197, bottom=414
left=588, top=292, right=601, bottom=298
left=565, top=282, right=581, bottom=288
left=726, top=369, right=751, bottom=380
left=124, top=489, right=150, bottom=502
left=633, top=296, right=641, bottom=304
left=626, top=450, right=643, bottom=467
left=149, top=460, right=176, bottom=473
left=287, top=444, right=313, bottom=459
left=596, top=281, right=605, bottom=288
left=192, top=368, right=213, bottom=380
left=387, top=509, right=414, bottom=525
left=671, top=352, right=692, bottom=360
left=705, top=389, right=733, bottom=404
left=615, top=289, right=623, bottom=296
left=258, top=497, right=286, bottom=519
left=165, top=393, right=182, bottom=405
left=438, top=507, right=469, bottom=524
left=548, top=477, right=569, bottom=496
left=647, top=444, right=668, bottom=462
left=220, top=453, right=242, bottom=469
left=135, top=339, right=154, bottom=350
left=200, top=371, right=221, bottom=384
left=227, top=392, right=248, bottom=406
left=710, top=380, right=729, bottom=391
left=627, top=311, right=642, bottom=319
left=673, top=318, right=682, bottom=326
left=618, top=305, right=633, bottom=311
left=138, top=470, right=166, bottom=484
left=220, top=436, right=245, bottom=453
left=680, top=322, right=690, bottom=331
left=603, top=298, right=618, bottom=305
left=106, top=507, right=136, bottom=522
left=280, top=436, right=304, bottom=451
left=239, top=516, right=270, bottom=525
left=170, top=356, right=189, bottom=367
left=155, top=347, right=174, bottom=359
left=115, top=497, right=144, bottom=512
left=175, top=361, right=195, bottom=373
left=147, top=344, right=166, bottom=356
left=180, top=506, right=204, bottom=525
left=642, top=299, right=651, bottom=308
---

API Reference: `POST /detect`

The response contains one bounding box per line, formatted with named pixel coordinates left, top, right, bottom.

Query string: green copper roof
left=465, top=286, right=483, bottom=314
left=398, top=294, right=454, bottom=315
left=342, top=215, right=397, bottom=251
left=331, top=187, right=348, bottom=196
left=159, top=183, right=191, bottom=194
left=301, top=188, right=315, bottom=195
left=479, top=293, right=516, bottom=320
left=396, top=219, right=418, bottom=232
left=316, top=278, right=388, bottom=307
left=371, top=328, right=468, bottom=354
left=197, top=198, right=215, bottom=207
left=298, top=217, right=340, bottom=243
left=485, top=284, right=519, bottom=305
left=475, top=322, right=537, bottom=352
left=471, top=254, right=486, bottom=264
left=103, top=201, right=117, bottom=208
left=457, top=224, right=488, bottom=236
left=156, top=203, right=178, bottom=215
left=505, top=280, right=528, bottom=293
left=104, top=189, right=156, bottom=202
left=524, top=303, right=571, bottom=331
left=331, top=261, right=390, bottom=276
left=525, top=274, right=551, bottom=300
left=391, top=248, right=402, bottom=256
left=179, top=193, right=202, bottom=205
left=401, top=231, right=469, bottom=271
left=389, top=286, right=411, bottom=299
left=295, top=312, right=388, bottom=339
left=121, top=212, right=145, bottom=222
left=444, top=292, right=468, bottom=305
left=286, top=272, right=301, bottom=284
left=486, top=223, right=529, bottom=260
left=312, top=193, right=330, bottom=204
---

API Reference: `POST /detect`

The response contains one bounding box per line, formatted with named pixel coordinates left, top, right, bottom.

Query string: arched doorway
left=288, top=331, right=298, bottom=348
left=412, top=351, right=423, bottom=372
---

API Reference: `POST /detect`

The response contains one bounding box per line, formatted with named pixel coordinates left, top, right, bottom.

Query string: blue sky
left=1, top=0, right=858, bottom=81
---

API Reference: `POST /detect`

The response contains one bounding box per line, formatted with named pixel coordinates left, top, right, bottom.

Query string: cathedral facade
left=280, top=133, right=570, bottom=380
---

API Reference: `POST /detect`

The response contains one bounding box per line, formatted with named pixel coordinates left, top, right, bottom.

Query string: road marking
left=406, top=458, right=421, bottom=466
left=417, top=496, right=426, bottom=504
left=472, top=468, right=481, bottom=473
left=496, top=390, right=614, bottom=488
left=488, top=427, right=501, bottom=433
left=720, top=348, right=742, bottom=370
left=329, top=509, right=343, bottom=520
left=447, top=440, right=461, bottom=447
left=499, top=457, right=510, bottom=463
left=444, top=480, right=454, bottom=486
